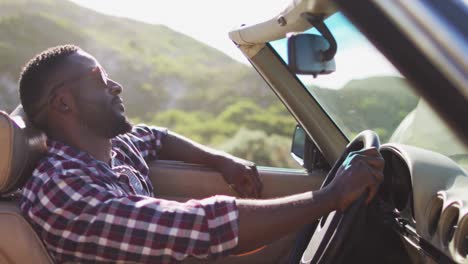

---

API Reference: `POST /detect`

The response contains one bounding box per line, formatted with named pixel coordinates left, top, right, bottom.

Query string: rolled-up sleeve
left=23, top=170, right=239, bottom=263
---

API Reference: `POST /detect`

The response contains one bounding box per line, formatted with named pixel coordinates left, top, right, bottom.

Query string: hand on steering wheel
left=298, top=130, right=384, bottom=264
left=328, top=147, right=384, bottom=212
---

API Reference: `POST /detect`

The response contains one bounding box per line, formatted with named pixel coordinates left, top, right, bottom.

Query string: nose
left=108, top=79, right=123, bottom=95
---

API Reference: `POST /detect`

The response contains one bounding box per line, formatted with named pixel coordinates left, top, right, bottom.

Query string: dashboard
left=380, top=144, right=468, bottom=264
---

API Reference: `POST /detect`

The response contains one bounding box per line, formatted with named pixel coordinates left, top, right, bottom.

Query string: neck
left=50, top=124, right=113, bottom=164
left=75, top=135, right=112, bottom=164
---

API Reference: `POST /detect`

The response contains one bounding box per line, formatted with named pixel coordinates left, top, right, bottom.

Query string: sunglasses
left=53, top=66, right=108, bottom=90
left=32, top=66, right=109, bottom=122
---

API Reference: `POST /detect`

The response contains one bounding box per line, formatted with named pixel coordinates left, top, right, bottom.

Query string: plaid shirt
left=20, top=125, right=239, bottom=263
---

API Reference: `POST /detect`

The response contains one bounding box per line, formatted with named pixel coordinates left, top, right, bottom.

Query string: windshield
left=270, top=12, right=468, bottom=169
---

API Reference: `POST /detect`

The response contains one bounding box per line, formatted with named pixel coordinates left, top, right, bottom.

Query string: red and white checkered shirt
left=20, top=125, right=239, bottom=263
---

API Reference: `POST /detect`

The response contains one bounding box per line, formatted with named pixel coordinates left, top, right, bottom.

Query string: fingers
left=249, top=166, right=263, bottom=198
left=354, top=156, right=384, bottom=204
left=226, top=164, right=263, bottom=198
left=353, top=146, right=380, bottom=156
left=246, top=178, right=259, bottom=199
left=238, top=166, right=262, bottom=198
left=349, top=147, right=382, bottom=161
left=365, top=166, right=384, bottom=204
left=346, top=151, right=384, bottom=171
left=229, top=184, right=248, bottom=198
left=229, top=173, right=249, bottom=198
left=335, top=153, right=384, bottom=209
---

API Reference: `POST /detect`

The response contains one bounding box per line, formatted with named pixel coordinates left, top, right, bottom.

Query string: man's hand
left=234, top=149, right=383, bottom=253
left=217, top=157, right=263, bottom=198
left=327, top=147, right=385, bottom=211
left=159, top=131, right=263, bottom=198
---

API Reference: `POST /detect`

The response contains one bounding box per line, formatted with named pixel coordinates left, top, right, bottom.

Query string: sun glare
left=69, top=0, right=291, bottom=64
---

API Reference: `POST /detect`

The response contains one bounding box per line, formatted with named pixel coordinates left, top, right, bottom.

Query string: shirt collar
left=46, top=138, right=107, bottom=166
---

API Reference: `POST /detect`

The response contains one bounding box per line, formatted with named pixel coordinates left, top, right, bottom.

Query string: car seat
left=0, top=105, right=53, bottom=263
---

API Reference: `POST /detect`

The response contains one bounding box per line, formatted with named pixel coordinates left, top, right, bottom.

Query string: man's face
left=49, top=50, right=132, bottom=138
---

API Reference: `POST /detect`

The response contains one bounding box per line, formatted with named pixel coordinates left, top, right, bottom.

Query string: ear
left=49, top=91, right=73, bottom=114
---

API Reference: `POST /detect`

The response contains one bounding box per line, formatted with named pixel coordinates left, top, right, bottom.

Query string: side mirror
left=287, top=34, right=336, bottom=76
left=290, top=125, right=329, bottom=171
left=291, top=125, right=307, bottom=165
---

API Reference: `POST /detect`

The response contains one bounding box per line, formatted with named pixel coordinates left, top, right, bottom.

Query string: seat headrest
left=0, top=105, right=47, bottom=195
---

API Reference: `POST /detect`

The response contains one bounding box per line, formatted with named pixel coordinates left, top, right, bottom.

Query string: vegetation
left=0, top=0, right=275, bottom=116
left=0, top=0, right=419, bottom=168
left=309, top=76, right=418, bottom=142
left=139, top=99, right=300, bottom=168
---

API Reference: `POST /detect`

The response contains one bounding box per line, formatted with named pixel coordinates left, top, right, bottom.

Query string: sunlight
left=69, top=0, right=291, bottom=64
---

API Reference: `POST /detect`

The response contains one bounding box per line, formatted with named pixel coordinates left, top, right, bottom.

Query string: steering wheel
left=299, top=130, right=380, bottom=264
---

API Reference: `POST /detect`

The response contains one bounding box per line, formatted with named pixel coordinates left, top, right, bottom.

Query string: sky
left=269, top=13, right=400, bottom=88
left=69, top=0, right=290, bottom=64
left=69, top=0, right=399, bottom=89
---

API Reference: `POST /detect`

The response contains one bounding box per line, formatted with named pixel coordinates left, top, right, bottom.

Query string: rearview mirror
left=287, top=34, right=336, bottom=76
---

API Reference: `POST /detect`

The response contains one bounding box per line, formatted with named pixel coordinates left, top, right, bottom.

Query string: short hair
left=18, top=44, right=80, bottom=123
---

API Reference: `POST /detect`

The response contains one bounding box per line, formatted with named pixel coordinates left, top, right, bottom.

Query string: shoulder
left=27, top=154, right=92, bottom=190
left=114, top=124, right=168, bottom=153
left=20, top=155, right=89, bottom=210
left=131, top=124, right=168, bottom=139
left=114, top=124, right=167, bottom=142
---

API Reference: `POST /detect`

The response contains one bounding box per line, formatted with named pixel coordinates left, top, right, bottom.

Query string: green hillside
left=0, top=0, right=274, bottom=117
left=309, top=76, right=418, bottom=141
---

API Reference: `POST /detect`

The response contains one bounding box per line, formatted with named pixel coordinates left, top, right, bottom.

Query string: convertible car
left=0, top=0, right=466, bottom=263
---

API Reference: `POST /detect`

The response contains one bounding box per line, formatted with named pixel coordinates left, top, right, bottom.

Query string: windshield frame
left=239, top=41, right=348, bottom=163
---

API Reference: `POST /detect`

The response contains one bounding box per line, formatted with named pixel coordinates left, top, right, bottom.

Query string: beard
left=77, top=99, right=132, bottom=138
left=103, top=108, right=133, bottom=138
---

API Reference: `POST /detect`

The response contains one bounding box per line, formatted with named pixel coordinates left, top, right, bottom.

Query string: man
left=18, top=45, right=384, bottom=263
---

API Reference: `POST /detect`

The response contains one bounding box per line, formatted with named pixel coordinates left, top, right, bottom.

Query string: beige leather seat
left=0, top=106, right=53, bottom=263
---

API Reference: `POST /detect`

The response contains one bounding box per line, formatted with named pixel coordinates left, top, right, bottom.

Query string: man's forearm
left=234, top=186, right=337, bottom=254
left=159, top=131, right=262, bottom=198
